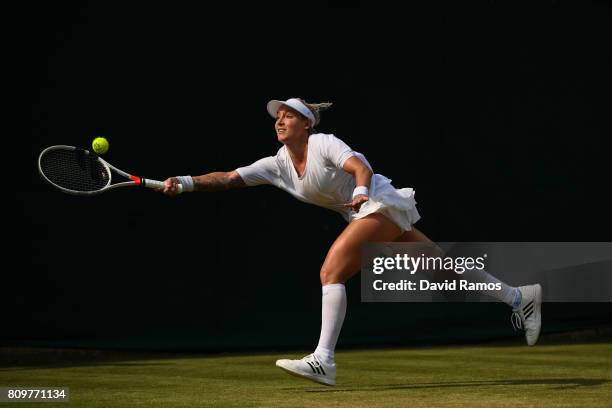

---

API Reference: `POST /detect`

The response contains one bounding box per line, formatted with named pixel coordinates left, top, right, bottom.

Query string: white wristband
left=352, top=186, right=369, bottom=198
left=176, top=175, right=195, bottom=192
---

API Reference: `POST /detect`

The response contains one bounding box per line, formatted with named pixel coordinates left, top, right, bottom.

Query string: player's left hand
left=344, top=194, right=369, bottom=212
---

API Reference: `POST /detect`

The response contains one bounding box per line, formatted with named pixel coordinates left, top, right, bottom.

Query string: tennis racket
left=38, top=145, right=183, bottom=196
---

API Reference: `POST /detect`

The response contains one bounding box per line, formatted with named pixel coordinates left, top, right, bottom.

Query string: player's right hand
left=162, top=177, right=181, bottom=196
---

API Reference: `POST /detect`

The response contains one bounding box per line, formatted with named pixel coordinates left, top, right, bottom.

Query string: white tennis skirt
left=351, top=174, right=421, bottom=232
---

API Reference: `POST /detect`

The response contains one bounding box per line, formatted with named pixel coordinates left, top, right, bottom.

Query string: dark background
left=7, top=1, right=612, bottom=352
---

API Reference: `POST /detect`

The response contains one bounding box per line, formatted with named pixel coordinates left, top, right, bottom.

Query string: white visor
left=267, top=98, right=317, bottom=126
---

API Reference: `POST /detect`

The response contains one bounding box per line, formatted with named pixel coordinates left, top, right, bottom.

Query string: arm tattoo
left=192, top=172, right=246, bottom=192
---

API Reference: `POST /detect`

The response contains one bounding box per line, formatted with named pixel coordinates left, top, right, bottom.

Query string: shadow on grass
left=293, top=378, right=609, bottom=393
left=0, top=361, right=177, bottom=371
left=0, top=347, right=190, bottom=370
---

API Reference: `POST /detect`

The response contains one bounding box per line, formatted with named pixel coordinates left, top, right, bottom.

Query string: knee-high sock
left=314, top=283, right=346, bottom=364
left=463, top=268, right=521, bottom=307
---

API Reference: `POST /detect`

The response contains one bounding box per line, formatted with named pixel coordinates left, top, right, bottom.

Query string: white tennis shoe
left=511, top=284, right=542, bottom=346
left=275, top=353, right=336, bottom=386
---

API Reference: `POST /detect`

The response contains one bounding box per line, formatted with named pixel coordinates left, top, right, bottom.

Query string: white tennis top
left=235, top=133, right=420, bottom=230
left=236, top=133, right=369, bottom=221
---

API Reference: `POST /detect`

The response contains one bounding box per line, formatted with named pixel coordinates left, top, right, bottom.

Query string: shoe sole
left=275, top=362, right=336, bottom=386
left=528, top=284, right=542, bottom=346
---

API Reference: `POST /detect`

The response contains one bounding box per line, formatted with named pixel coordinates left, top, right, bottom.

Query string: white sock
left=463, top=268, right=521, bottom=307
left=314, top=283, right=346, bottom=365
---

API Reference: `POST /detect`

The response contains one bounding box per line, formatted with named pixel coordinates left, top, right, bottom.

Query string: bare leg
left=395, top=226, right=541, bottom=346
left=319, top=213, right=404, bottom=285
left=397, top=226, right=519, bottom=305
left=276, top=213, right=405, bottom=385
left=308, top=213, right=403, bottom=367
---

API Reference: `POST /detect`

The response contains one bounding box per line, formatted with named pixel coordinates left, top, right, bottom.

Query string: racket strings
left=40, top=148, right=110, bottom=192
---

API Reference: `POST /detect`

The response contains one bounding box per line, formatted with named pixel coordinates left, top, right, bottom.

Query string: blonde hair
left=295, top=98, right=333, bottom=132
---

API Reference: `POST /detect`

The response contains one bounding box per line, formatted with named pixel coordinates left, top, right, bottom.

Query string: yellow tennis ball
left=92, top=137, right=109, bottom=154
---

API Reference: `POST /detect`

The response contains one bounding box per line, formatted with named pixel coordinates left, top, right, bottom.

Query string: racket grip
left=143, top=179, right=183, bottom=194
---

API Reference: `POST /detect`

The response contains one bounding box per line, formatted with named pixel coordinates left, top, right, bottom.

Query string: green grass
left=1, top=343, right=611, bottom=407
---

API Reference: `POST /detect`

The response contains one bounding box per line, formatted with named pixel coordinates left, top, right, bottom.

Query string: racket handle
left=142, top=179, right=184, bottom=194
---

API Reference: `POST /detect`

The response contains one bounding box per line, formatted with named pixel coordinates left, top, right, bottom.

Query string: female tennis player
left=161, top=98, right=542, bottom=386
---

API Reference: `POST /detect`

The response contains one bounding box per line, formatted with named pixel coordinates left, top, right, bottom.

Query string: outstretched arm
left=193, top=171, right=247, bottom=192
left=162, top=171, right=246, bottom=196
